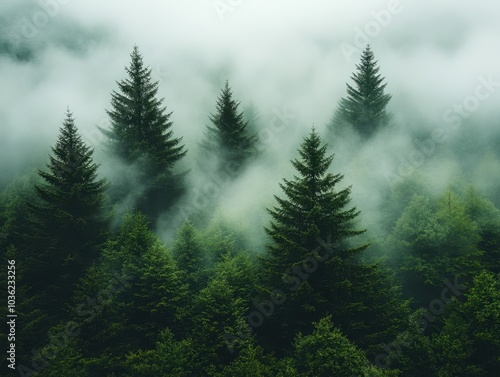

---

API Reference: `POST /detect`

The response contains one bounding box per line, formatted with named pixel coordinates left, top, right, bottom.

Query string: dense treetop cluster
left=1, top=45, right=499, bottom=376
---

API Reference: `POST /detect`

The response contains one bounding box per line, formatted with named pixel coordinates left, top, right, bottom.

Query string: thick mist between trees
left=1, top=1, right=500, bottom=376
left=1, top=1, right=499, bottom=244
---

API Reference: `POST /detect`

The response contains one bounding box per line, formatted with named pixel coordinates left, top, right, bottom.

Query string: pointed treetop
left=101, top=45, right=186, bottom=173
left=329, top=44, right=391, bottom=138
left=201, top=80, right=256, bottom=170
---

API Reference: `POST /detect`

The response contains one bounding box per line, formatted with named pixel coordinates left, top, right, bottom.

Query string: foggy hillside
left=1, top=1, right=500, bottom=376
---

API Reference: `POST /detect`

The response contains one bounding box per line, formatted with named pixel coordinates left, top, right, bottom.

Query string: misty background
left=2, top=0, right=500, bottom=248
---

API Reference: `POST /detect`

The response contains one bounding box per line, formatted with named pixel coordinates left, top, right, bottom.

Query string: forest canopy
left=1, top=13, right=500, bottom=375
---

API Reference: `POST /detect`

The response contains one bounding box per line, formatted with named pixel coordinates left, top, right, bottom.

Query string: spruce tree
left=328, top=45, right=391, bottom=138
left=433, top=271, right=500, bottom=376
left=259, top=128, right=408, bottom=354
left=100, top=46, right=187, bottom=218
left=70, top=213, right=189, bottom=375
left=201, top=80, right=257, bottom=171
left=291, top=316, right=375, bottom=376
left=172, top=220, right=208, bottom=293
left=25, top=109, right=109, bottom=330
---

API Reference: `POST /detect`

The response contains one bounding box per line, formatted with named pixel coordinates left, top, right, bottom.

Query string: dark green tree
left=27, top=110, right=109, bottom=312
left=392, top=192, right=483, bottom=307
left=290, top=316, right=397, bottom=377
left=461, top=186, right=500, bottom=273
left=10, top=111, right=109, bottom=367
left=125, top=328, right=197, bottom=377
left=433, top=271, right=500, bottom=376
left=328, top=45, right=391, bottom=138
left=190, top=275, right=249, bottom=373
left=100, top=46, right=187, bottom=218
left=172, top=220, right=208, bottom=293
left=259, top=128, right=408, bottom=354
left=69, top=213, right=188, bottom=375
left=201, top=80, right=257, bottom=172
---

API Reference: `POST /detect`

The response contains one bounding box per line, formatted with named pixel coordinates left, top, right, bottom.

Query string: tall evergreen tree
left=391, top=192, right=483, bottom=307
left=201, top=80, right=257, bottom=172
left=259, top=128, right=408, bottom=354
left=27, top=110, right=109, bottom=301
left=100, top=46, right=187, bottom=218
left=328, top=45, right=391, bottom=138
left=433, top=271, right=500, bottom=376
left=172, top=220, right=208, bottom=293
left=69, top=213, right=189, bottom=375
left=17, top=110, right=109, bottom=362
left=289, top=316, right=397, bottom=377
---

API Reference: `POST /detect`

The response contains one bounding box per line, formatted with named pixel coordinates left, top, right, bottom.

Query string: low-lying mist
left=2, top=0, right=500, bottom=254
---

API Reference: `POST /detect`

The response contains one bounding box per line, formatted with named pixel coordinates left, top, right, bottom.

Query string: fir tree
left=259, top=128, right=408, bottom=354
left=328, top=45, right=391, bottom=138
left=290, top=316, right=377, bottom=377
left=100, top=46, right=187, bottom=218
left=16, top=110, right=109, bottom=362
left=102, top=46, right=186, bottom=170
left=172, top=220, right=208, bottom=293
left=27, top=110, right=109, bottom=306
left=71, top=213, right=189, bottom=375
left=201, top=80, right=257, bottom=171
left=434, top=271, right=500, bottom=376
left=392, top=192, right=482, bottom=306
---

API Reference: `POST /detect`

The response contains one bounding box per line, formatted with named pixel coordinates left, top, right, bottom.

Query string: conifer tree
left=259, top=128, right=408, bottom=354
left=290, top=316, right=382, bottom=377
left=433, top=271, right=500, bottom=376
left=201, top=80, right=257, bottom=171
left=172, top=220, right=208, bottom=293
left=392, top=192, right=483, bottom=306
left=70, top=213, right=189, bottom=375
left=190, top=275, right=249, bottom=373
left=100, top=46, right=187, bottom=218
left=328, top=45, right=391, bottom=138
left=27, top=110, right=109, bottom=308
left=102, top=46, right=186, bottom=170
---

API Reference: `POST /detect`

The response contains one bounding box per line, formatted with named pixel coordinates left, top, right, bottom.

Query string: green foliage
left=32, top=323, right=89, bottom=377
left=328, top=45, right=391, bottom=138
left=201, top=80, right=257, bottom=171
left=289, top=315, right=399, bottom=377
left=461, top=186, right=500, bottom=273
left=382, top=308, right=436, bottom=377
left=9, top=111, right=110, bottom=363
left=29, top=110, right=109, bottom=273
left=172, top=220, right=209, bottom=292
left=125, top=328, right=196, bottom=377
left=68, top=213, right=188, bottom=375
left=100, top=46, right=187, bottom=219
left=262, top=128, right=366, bottom=278
left=292, top=315, right=367, bottom=376
left=0, top=172, right=39, bottom=254
left=259, top=128, right=408, bottom=354
left=379, top=174, right=429, bottom=233
left=433, top=271, right=500, bottom=376
left=201, top=215, right=247, bottom=261
left=190, top=274, right=249, bottom=372
left=212, top=343, right=278, bottom=377
left=3, top=57, right=500, bottom=376
left=392, top=191, right=483, bottom=305
left=102, top=46, right=186, bottom=170
left=393, top=194, right=446, bottom=253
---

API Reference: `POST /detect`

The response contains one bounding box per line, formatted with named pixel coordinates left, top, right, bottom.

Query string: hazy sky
left=1, top=0, right=500, bottom=240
